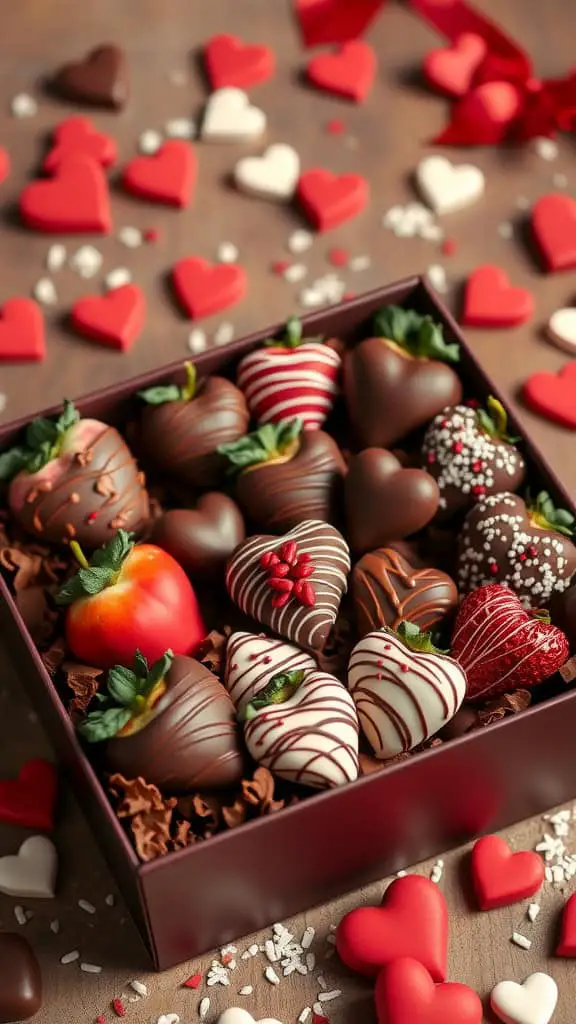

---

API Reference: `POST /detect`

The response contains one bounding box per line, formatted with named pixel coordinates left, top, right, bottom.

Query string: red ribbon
left=294, top=0, right=576, bottom=144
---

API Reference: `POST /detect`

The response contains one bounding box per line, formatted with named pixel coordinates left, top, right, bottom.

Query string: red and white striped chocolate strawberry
left=451, top=583, right=569, bottom=700
left=236, top=317, right=341, bottom=431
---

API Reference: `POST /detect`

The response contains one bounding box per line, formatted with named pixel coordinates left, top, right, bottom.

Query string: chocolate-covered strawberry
left=0, top=401, right=149, bottom=547
left=352, top=547, right=458, bottom=636
left=344, top=305, right=463, bottom=449
left=139, top=362, right=249, bottom=488
left=421, top=397, right=526, bottom=518
left=458, top=491, right=576, bottom=606
left=78, top=650, right=244, bottom=791
left=218, top=417, right=346, bottom=532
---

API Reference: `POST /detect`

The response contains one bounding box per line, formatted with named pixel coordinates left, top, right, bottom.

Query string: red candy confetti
left=271, top=259, right=291, bottom=275
left=112, top=999, right=126, bottom=1018
left=441, top=237, right=457, bottom=256
left=143, top=227, right=160, bottom=243
left=0, top=146, right=10, bottom=186
left=96, top=1017, right=106, bottom=1024
left=327, top=247, right=349, bottom=267
left=325, top=118, right=346, bottom=134
left=182, top=973, right=203, bottom=989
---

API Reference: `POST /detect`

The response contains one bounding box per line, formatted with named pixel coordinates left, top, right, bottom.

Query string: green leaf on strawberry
left=138, top=362, right=197, bottom=406
left=0, top=400, right=80, bottom=481
left=476, top=396, right=521, bottom=444
left=527, top=490, right=576, bottom=538
left=263, top=317, right=323, bottom=349
left=395, top=620, right=449, bottom=655
left=78, top=648, right=174, bottom=742
left=243, top=669, right=305, bottom=721
left=218, top=417, right=303, bottom=474
left=373, top=305, right=460, bottom=364
left=56, top=529, right=135, bottom=605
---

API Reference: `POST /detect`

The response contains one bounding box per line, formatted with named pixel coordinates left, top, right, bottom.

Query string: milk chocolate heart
left=0, top=933, right=42, bottom=1023
left=150, top=495, right=245, bottom=580
left=345, top=449, right=440, bottom=554
left=51, top=44, right=129, bottom=110
left=351, top=547, right=458, bottom=636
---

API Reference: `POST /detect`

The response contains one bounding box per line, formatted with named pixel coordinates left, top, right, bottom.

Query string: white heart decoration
left=547, top=307, right=576, bottom=354
left=415, top=154, right=485, bottom=216
left=157, top=1016, right=180, bottom=1024
left=225, top=631, right=316, bottom=715
left=218, top=1010, right=283, bottom=1024
left=0, top=835, right=58, bottom=898
left=490, top=972, right=558, bottom=1024
left=234, top=144, right=301, bottom=201
left=202, top=88, right=267, bottom=142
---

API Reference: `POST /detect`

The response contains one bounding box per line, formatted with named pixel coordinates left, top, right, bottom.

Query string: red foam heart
left=557, top=892, right=576, bottom=956
left=0, top=146, right=10, bottom=185
left=471, top=835, right=545, bottom=910
left=423, top=33, right=487, bottom=99
left=297, top=169, right=369, bottom=231
left=462, top=265, right=534, bottom=328
left=295, top=0, right=384, bottom=48
left=204, top=33, right=275, bottom=90
left=122, top=141, right=197, bottom=208
left=71, top=284, right=146, bottom=352
left=434, top=81, right=522, bottom=145
left=0, top=759, right=57, bottom=831
left=306, top=41, right=376, bottom=102
left=0, top=299, right=45, bottom=363
left=523, top=361, right=576, bottom=430
left=532, top=193, right=576, bottom=272
left=336, top=874, right=448, bottom=981
left=375, top=958, right=483, bottom=1024
left=43, top=115, right=117, bottom=173
left=172, top=258, right=247, bottom=320
left=20, top=155, right=111, bottom=233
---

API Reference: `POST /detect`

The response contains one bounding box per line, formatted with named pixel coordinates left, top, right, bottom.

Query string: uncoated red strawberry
left=451, top=583, right=569, bottom=700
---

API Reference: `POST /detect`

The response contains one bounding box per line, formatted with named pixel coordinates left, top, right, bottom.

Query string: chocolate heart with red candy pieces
left=226, top=519, right=350, bottom=652
left=375, top=958, right=483, bottom=1024
left=50, top=44, right=129, bottom=110
left=471, top=834, right=544, bottom=910
left=0, top=760, right=57, bottom=831
left=336, top=874, right=448, bottom=980
left=344, top=305, right=462, bottom=449
left=451, top=583, right=569, bottom=700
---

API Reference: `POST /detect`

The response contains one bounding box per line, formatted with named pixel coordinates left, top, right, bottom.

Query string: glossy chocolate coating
left=234, top=430, right=346, bottom=533
left=0, top=933, right=42, bottom=1023
left=550, top=582, right=576, bottom=652
left=438, top=705, right=479, bottom=740
left=106, top=656, right=245, bottom=792
left=150, top=496, right=245, bottom=580
left=344, top=448, right=440, bottom=554
left=344, top=336, right=463, bottom=448
left=140, top=377, right=249, bottom=488
left=352, top=547, right=459, bottom=636
left=50, top=45, right=129, bottom=110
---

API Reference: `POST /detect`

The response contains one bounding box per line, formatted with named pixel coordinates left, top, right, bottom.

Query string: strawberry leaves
left=263, top=316, right=323, bottom=349
left=0, top=400, right=80, bottom=480
left=218, top=417, right=303, bottom=473
left=138, top=361, right=197, bottom=406
left=373, top=305, right=460, bottom=363
left=78, top=649, right=174, bottom=742
left=56, top=529, right=135, bottom=605
left=243, top=669, right=305, bottom=720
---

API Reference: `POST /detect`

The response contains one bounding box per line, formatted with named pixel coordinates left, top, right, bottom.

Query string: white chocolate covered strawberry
left=225, top=631, right=316, bottom=715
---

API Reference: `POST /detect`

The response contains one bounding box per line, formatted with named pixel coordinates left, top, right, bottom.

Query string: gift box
left=1, top=275, right=575, bottom=971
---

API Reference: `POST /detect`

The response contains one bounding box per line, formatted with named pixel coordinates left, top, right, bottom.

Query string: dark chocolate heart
left=149, top=495, right=245, bottom=580
left=345, top=449, right=440, bottom=554
left=352, top=547, right=458, bottom=636
left=51, top=45, right=129, bottom=110
left=0, top=933, right=42, bottom=1023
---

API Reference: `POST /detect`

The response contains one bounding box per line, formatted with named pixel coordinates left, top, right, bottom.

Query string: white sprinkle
left=105, top=267, right=132, bottom=291
left=165, top=117, right=196, bottom=139
left=169, top=69, right=187, bottom=86
left=241, top=951, right=251, bottom=960
left=396, top=870, right=407, bottom=878
left=430, top=865, right=443, bottom=884
left=288, top=229, right=314, bottom=254
left=317, top=975, right=327, bottom=990
left=265, top=939, right=279, bottom=962
left=313, top=1003, right=324, bottom=1016
left=436, top=859, right=444, bottom=868
left=60, top=950, right=80, bottom=965
left=552, top=864, right=565, bottom=884
left=33, top=277, right=57, bottom=305
left=118, top=226, right=143, bottom=248
left=427, top=263, right=448, bottom=293
left=545, top=866, right=553, bottom=882
left=284, top=262, right=307, bottom=283
left=199, top=997, right=210, bottom=1019
left=214, top=321, right=235, bottom=347
left=516, top=195, right=530, bottom=210
left=81, top=962, right=102, bottom=974
left=534, top=137, right=558, bottom=161
left=11, top=92, right=37, bottom=118
left=511, top=932, right=532, bottom=950
left=46, top=243, right=67, bottom=272
left=299, top=1010, right=312, bottom=1024
left=498, top=221, right=514, bottom=239
left=70, top=244, right=103, bottom=279
left=527, top=903, right=540, bottom=922
left=419, top=222, right=444, bottom=241
left=130, top=980, right=148, bottom=997
left=50, top=919, right=60, bottom=934
left=221, top=944, right=237, bottom=956
left=14, top=906, right=27, bottom=926
left=239, top=986, right=253, bottom=996
left=249, top=943, right=259, bottom=956
left=217, top=241, right=239, bottom=264
left=105, top=894, right=115, bottom=907
left=79, top=899, right=96, bottom=915
left=265, top=965, right=280, bottom=986
left=228, top=959, right=237, bottom=970
left=319, top=990, right=341, bottom=1002
left=158, top=1016, right=180, bottom=1024
left=382, top=205, right=404, bottom=228
left=349, top=254, right=371, bottom=271
left=139, top=129, right=162, bottom=154
left=553, top=172, right=568, bottom=189
left=302, top=926, right=315, bottom=949
left=299, top=287, right=324, bottom=309
left=187, top=327, right=208, bottom=354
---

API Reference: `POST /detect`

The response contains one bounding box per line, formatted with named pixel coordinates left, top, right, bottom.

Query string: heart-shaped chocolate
left=0, top=933, right=42, bottom=1023
left=226, top=520, right=350, bottom=651
left=149, top=495, right=245, bottom=580
left=345, top=449, right=440, bottom=553
left=51, top=45, right=129, bottom=110
left=351, top=547, right=458, bottom=636
left=225, top=631, right=316, bottom=714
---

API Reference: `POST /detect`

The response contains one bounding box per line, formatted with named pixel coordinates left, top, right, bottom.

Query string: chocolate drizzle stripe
left=225, top=632, right=316, bottom=711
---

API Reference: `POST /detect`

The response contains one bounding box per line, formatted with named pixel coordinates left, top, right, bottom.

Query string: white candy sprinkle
left=105, top=268, right=132, bottom=291
left=70, top=244, right=103, bottom=279
left=199, top=998, right=210, bottom=1019
left=284, top=262, right=307, bottom=283
left=545, top=866, right=553, bottom=882
left=81, top=963, right=102, bottom=974
left=46, top=244, right=67, bottom=272
left=419, top=223, right=444, bottom=241
left=299, top=1010, right=312, bottom=1024
left=105, top=894, right=115, bottom=907
left=139, top=129, right=163, bottom=154
left=221, top=944, right=237, bottom=956
left=265, top=939, right=279, bottom=962
left=158, top=1016, right=180, bottom=1024
left=249, top=943, right=259, bottom=956
left=396, top=870, right=407, bottom=878
left=216, top=241, right=239, bottom=264
left=33, top=277, right=58, bottom=305
left=319, top=990, right=341, bottom=1002
left=265, top=966, right=280, bottom=985
left=288, top=229, right=313, bottom=254
left=348, top=254, right=371, bottom=271
left=534, top=137, right=558, bottom=161
left=79, top=899, right=96, bottom=914
left=60, top=950, right=80, bottom=964
left=50, top=919, right=60, bottom=934
left=306, top=952, right=315, bottom=971
left=11, top=93, right=37, bottom=118
left=427, top=263, right=448, bottom=293
left=552, top=864, right=565, bottom=883
left=527, top=903, right=540, bottom=922
left=313, top=1003, right=324, bottom=1016
left=511, top=932, right=532, bottom=950
left=299, top=287, right=324, bottom=309
left=118, top=226, right=143, bottom=248
left=430, top=864, right=443, bottom=883
left=130, top=980, right=148, bottom=997
left=240, top=986, right=253, bottom=996
left=165, top=117, right=196, bottom=139
left=302, top=926, right=315, bottom=949
left=187, top=327, right=208, bottom=354
left=14, top=906, right=27, bottom=926
left=317, top=975, right=327, bottom=990
left=498, top=222, right=513, bottom=239
left=553, top=172, right=568, bottom=188
left=214, top=321, right=235, bottom=347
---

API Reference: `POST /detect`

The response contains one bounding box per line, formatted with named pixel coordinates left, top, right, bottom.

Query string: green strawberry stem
left=372, top=305, right=460, bottom=364
left=138, top=362, right=197, bottom=406
left=56, top=529, right=135, bottom=605
left=0, top=400, right=80, bottom=481
left=78, top=649, right=174, bottom=743
left=531, top=609, right=552, bottom=624
left=395, top=620, right=449, bottom=656
left=263, top=317, right=323, bottom=349
left=70, top=541, right=90, bottom=571
left=218, top=417, right=303, bottom=474
left=527, top=491, right=575, bottom=538
left=476, top=396, right=521, bottom=444
left=242, top=670, right=305, bottom=721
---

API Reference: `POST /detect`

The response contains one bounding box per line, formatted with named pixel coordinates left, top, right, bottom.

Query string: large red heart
left=434, top=81, right=522, bottom=145
left=461, top=265, right=534, bottom=328
left=471, top=835, right=545, bottom=910
left=523, top=361, right=576, bottom=430
left=532, top=193, right=576, bottom=272
left=423, top=33, right=487, bottom=98
left=43, top=115, right=117, bottom=173
left=335, top=874, right=448, bottom=981
left=557, top=892, right=576, bottom=956
left=0, top=759, right=57, bottom=831
left=306, top=41, right=376, bottom=102
left=375, top=958, right=483, bottom=1024
left=172, top=258, right=247, bottom=320
left=71, top=284, right=146, bottom=352
left=122, top=141, right=197, bottom=208
left=295, top=0, right=383, bottom=48
left=20, top=155, right=111, bottom=233
left=0, top=299, right=45, bottom=363
left=0, top=146, right=10, bottom=185
left=204, top=33, right=275, bottom=90
left=297, top=169, right=369, bottom=231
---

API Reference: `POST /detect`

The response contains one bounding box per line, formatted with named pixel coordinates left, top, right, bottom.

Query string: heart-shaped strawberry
left=345, top=449, right=440, bottom=554
left=306, top=41, right=376, bottom=102
left=434, top=81, right=522, bottom=145
left=423, top=33, right=487, bottom=98
left=523, top=361, right=576, bottom=430
left=462, top=265, right=534, bottom=328
left=557, top=891, right=576, bottom=956
left=50, top=44, right=129, bottom=109
left=226, top=520, right=350, bottom=652
left=297, top=169, right=369, bottom=231
left=172, top=257, right=247, bottom=320
left=236, top=317, right=341, bottom=431
left=43, top=115, right=117, bottom=173
left=0, top=760, right=57, bottom=831
left=531, top=193, right=576, bottom=273
left=150, top=495, right=245, bottom=581
left=352, top=547, right=458, bottom=637
left=376, top=958, right=482, bottom=1024
left=336, top=874, right=448, bottom=980
left=0, top=934, right=42, bottom=1023
left=421, top=398, right=526, bottom=518
left=204, top=34, right=275, bottom=90
left=20, top=155, right=111, bottom=234
left=122, top=141, right=196, bottom=208
left=471, top=835, right=545, bottom=910
left=451, top=583, right=570, bottom=700
left=71, top=284, right=145, bottom=352
left=225, top=631, right=316, bottom=715
left=491, top=972, right=558, bottom=1024
left=0, top=299, right=45, bottom=363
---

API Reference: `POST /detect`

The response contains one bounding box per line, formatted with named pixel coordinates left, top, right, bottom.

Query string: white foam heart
left=547, top=307, right=576, bottom=354
left=218, top=1008, right=283, bottom=1024
left=202, top=88, right=266, bottom=142
left=0, top=835, right=57, bottom=898
left=491, top=972, right=558, bottom=1024
left=416, top=154, right=485, bottom=215
left=234, top=144, right=300, bottom=200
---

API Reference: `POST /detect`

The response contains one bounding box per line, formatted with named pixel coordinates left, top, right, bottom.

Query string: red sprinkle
left=292, top=561, right=315, bottom=579
left=294, top=580, right=316, bottom=607
left=528, top=544, right=538, bottom=558
left=87, top=511, right=99, bottom=523
left=327, top=247, right=349, bottom=268
left=112, top=1000, right=126, bottom=1018
left=519, top=553, right=527, bottom=561
left=342, top=291, right=356, bottom=302
left=466, top=398, right=481, bottom=409
left=325, top=118, right=345, bottom=135
left=472, top=459, right=484, bottom=473
left=427, top=451, right=436, bottom=464
left=441, top=237, right=457, bottom=256
left=260, top=551, right=280, bottom=570
left=271, top=259, right=290, bottom=276
left=489, top=563, right=499, bottom=575
left=272, top=561, right=291, bottom=577
left=96, top=1017, right=106, bottom=1024
left=452, top=440, right=463, bottom=454
left=143, top=227, right=160, bottom=243
left=183, top=973, right=203, bottom=989
left=471, top=484, right=486, bottom=496
left=221, top=953, right=233, bottom=966
left=272, top=591, right=292, bottom=608
left=268, top=577, right=294, bottom=593
left=281, top=540, right=298, bottom=565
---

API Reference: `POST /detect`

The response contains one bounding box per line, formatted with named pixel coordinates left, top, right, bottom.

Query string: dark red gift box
left=1, top=276, right=575, bottom=970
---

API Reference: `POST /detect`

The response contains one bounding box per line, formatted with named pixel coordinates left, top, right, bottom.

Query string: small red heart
left=71, top=284, right=146, bottom=352
left=523, top=361, right=576, bottom=430
left=557, top=892, right=576, bottom=956
left=20, top=155, right=111, bottom=234
left=462, top=265, right=534, bottom=328
left=204, top=33, right=275, bottom=90
left=172, top=258, right=247, bottom=320
left=122, top=141, right=197, bottom=208
left=0, top=759, right=57, bottom=831
left=297, top=169, right=369, bottom=231
left=43, top=115, right=117, bottom=173
left=336, top=874, right=448, bottom=980
left=434, top=81, right=522, bottom=145
left=295, top=0, right=384, bottom=48
left=0, top=146, right=10, bottom=185
left=375, top=958, right=483, bottom=1024
left=471, top=835, right=545, bottom=910
left=0, top=299, right=45, bottom=363
left=532, top=193, right=576, bottom=272
left=306, top=41, right=376, bottom=102
left=423, top=33, right=487, bottom=98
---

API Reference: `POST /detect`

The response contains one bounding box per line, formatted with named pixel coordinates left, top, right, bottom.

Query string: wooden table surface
left=1, top=0, right=576, bottom=1021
